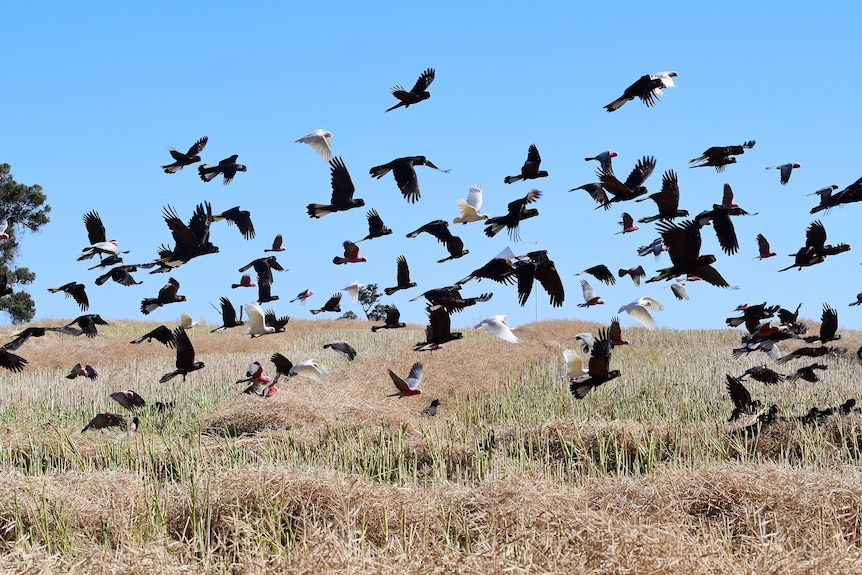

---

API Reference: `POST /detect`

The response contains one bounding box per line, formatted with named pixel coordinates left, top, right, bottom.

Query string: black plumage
left=484, top=188, right=542, bottom=240
left=198, top=154, right=246, bottom=185
left=162, top=136, right=208, bottom=173
left=383, top=255, right=417, bottom=295
left=385, top=68, right=435, bottom=112
left=405, top=220, right=468, bottom=262
left=504, top=144, right=548, bottom=184
left=307, top=157, right=365, bottom=217
left=369, top=156, right=448, bottom=203
left=159, top=326, right=205, bottom=383
left=47, top=282, right=89, bottom=311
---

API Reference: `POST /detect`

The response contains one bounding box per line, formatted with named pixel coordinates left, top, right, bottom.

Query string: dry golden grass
left=0, top=316, right=860, bottom=573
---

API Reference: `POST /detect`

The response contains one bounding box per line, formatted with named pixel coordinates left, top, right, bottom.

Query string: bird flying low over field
left=383, top=256, right=417, bottom=295
left=158, top=326, right=205, bottom=383
left=371, top=305, right=407, bottom=332
left=323, top=340, right=357, bottom=360
left=474, top=315, right=518, bottom=343
left=210, top=297, right=245, bottom=332
left=48, top=282, right=89, bottom=311
left=388, top=361, right=424, bottom=396
left=569, top=328, right=622, bottom=399
left=618, top=296, right=665, bottom=330
left=47, top=314, right=109, bottom=338
left=604, top=71, right=677, bottom=112
left=270, top=352, right=329, bottom=384
left=66, top=363, right=97, bottom=380
left=385, top=68, right=435, bottom=112
left=110, top=390, right=146, bottom=410
left=140, top=277, right=186, bottom=315
left=310, top=293, right=342, bottom=315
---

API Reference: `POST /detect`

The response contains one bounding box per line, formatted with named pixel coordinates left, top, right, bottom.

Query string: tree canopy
left=0, top=164, right=51, bottom=323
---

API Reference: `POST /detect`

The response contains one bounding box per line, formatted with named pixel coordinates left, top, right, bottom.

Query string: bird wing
left=296, top=130, right=332, bottom=161
left=172, top=326, right=196, bottom=369
left=476, top=317, right=518, bottom=343
left=725, top=374, right=752, bottom=410
left=466, top=185, right=483, bottom=210
left=396, top=255, right=412, bottom=285
left=805, top=220, right=827, bottom=250
left=405, top=361, right=424, bottom=389
left=290, top=359, right=329, bottom=383
left=329, top=157, right=356, bottom=203
left=83, top=211, right=107, bottom=245
left=245, top=302, right=266, bottom=332
left=410, top=68, right=435, bottom=93
left=623, top=156, right=657, bottom=190
left=392, top=160, right=421, bottom=203
left=580, top=279, right=595, bottom=301
left=619, top=303, right=657, bottom=330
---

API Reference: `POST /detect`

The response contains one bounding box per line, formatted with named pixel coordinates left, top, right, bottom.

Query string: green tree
left=0, top=164, right=51, bottom=323
left=357, top=283, right=387, bottom=321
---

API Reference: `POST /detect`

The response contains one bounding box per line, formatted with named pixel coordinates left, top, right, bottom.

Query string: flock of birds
left=4, top=67, right=862, bottom=436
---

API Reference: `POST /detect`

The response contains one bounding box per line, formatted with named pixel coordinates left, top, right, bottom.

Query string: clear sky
left=2, top=2, right=862, bottom=333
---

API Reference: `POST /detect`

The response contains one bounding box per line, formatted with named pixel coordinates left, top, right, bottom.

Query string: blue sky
left=2, top=3, right=861, bottom=332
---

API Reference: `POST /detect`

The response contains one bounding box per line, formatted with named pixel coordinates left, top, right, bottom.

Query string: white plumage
left=295, top=129, right=333, bottom=161
left=340, top=280, right=365, bottom=303
left=453, top=185, right=488, bottom=224
left=561, top=349, right=588, bottom=379
left=243, top=301, right=275, bottom=337
left=289, top=359, right=330, bottom=383
left=474, top=315, right=519, bottom=343
left=618, top=296, right=665, bottom=330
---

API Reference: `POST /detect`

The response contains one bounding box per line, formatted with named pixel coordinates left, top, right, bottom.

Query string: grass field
left=0, top=316, right=861, bottom=574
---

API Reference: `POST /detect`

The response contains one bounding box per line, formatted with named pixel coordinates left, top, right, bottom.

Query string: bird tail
left=306, top=204, right=332, bottom=218
left=140, top=299, right=160, bottom=315
left=383, top=286, right=399, bottom=296
left=198, top=165, right=219, bottom=182
left=484, top=223, right=505, bottom=238
left=503, top=175, right=524, bottom=184
left=569, top=379, right=593, bottom=399
left=332, top=257, right=347, bottom=265
left=76, top=249, right=96, bottom=261
left=371, top=325, right=382, bottom=332
left=310, top=308, right=324, bottom=315
left=604, top=99, right=627, bottom=112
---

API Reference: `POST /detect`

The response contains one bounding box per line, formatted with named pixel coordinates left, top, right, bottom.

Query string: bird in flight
left=385, top=68, right=435, bottom=112
left=604, top=71, right=677, bottom=112
left=295, top=129, right=332, bottom=161
left=198, top=154, right=247, bottom=185
left=504, top=144, right=548, bottom=184
left=162, top=136, right=208, bottom=173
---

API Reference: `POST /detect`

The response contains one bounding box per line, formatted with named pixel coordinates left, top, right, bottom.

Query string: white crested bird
left=288, top=359, right=329, bottom=383
left=561, top=349, right=588, bottom=379
left=295, top=129, right=333, bottom=161
left=243, top=302, right=276, bottom=337
left=340, top=280, right=365, bottom=303
left=474, top=315, right=519, bottom=343
left=618, top=296, right=665, bottom=330
left=453, top=184, right=489, bottom=224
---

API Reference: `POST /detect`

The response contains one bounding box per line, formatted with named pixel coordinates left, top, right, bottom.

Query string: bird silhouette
left=310, top=293, right=342, bottom=315
left=159, top=326, right=205, bottom=382
left=406, top=220, right=468, bottom=262
left=307, top=157, right=365, bottom=218
left=140, top=277, right=186, bottom=315
left=504, top=144, right=548, bottom=184
left=604, top=71, right=677, bottom=112
left=688, top=140, right=755, bottom=172
left=484, top=189, right=542, bottom=240
left=385, top=68, right=435, bottom=112
left=371, top=305, right=407, bottom=332
left=569, top=328, right=621, bottom=399
left=383, top=255, right=418, bottom=295
left=369, top=156, right=449, bottom=203
left=357, top=209, right=392, bottom=241
left=198, top=154, right=247, bottom=185
left=162, top=136, right=207, bottom=173
left=48, top=282, right=89, bottom=311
